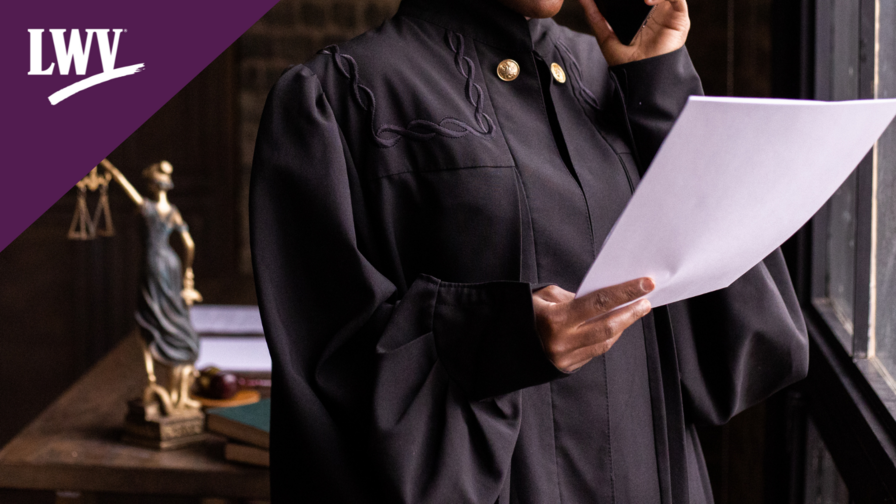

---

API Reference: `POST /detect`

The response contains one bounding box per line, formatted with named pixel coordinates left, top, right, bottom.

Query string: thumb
left=648, top=0, right=688, bottom=15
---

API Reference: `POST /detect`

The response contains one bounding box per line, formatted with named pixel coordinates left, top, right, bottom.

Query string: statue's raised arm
left=100, top=158, right=144, bottom=207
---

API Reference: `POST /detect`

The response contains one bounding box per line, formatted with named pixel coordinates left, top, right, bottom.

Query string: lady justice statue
left=100, top=159, right=204, bottom=417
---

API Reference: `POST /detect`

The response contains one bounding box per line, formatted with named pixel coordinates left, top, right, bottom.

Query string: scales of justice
left=70, top=158, right=207, bottom=449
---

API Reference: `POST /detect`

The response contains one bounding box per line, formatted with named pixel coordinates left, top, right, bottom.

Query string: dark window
left=802, top=0, right=896, bottom=500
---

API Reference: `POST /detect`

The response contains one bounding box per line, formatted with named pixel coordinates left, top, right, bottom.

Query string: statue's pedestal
left=122, top=398, right=207, bottom=450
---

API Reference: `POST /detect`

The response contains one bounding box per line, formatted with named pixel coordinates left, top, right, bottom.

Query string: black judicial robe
left=249, top=1, right=809, bottom=502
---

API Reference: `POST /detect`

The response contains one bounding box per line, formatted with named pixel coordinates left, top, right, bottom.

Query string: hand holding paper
left=576, top=96, right=896, bottom=307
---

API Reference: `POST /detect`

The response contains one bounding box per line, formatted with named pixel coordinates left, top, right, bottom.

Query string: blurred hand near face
left=578, top=0, right=690, bottom=66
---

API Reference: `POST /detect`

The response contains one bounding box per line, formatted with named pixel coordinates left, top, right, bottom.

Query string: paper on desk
left=576, top=96, right=896, bottom=307
left=196, top=337, right=272, bottom=372
left=191, top=305, right=270, bottom=371
left=190, top=304, right=264, bottom=335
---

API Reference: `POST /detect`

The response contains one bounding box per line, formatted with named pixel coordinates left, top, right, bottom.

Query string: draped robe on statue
left=136, top=200, right=198, bottom=365
left=250, top=1, right=809, bottom=502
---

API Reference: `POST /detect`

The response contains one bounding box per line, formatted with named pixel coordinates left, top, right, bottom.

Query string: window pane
left=829, top=0, right=859, bottom=102
left=873, top=0, right=896, bottom=379
left=821, top=0, right=860, bottom=344
left=826, top=173, right=857, bottom=335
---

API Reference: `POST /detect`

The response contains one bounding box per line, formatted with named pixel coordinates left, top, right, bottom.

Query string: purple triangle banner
left=1, top=0, right=279, bottom=253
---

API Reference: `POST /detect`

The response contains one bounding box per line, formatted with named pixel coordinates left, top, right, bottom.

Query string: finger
left=577, top=0, right=623, bottom=49
left=555, top=329, right=625, bottom=372
left=580, top=298, right=653, bottom=340
left=545, top=298, right=652, bottom=372
left=658, top=0, right=688, bottom=15
left=554, top=299, right=651, bottom=370
left=569, top=277, right=654, bottom=323
left=645, top=0, right=689, bottom=24
left=571, top=298, right=652, bottom=348
left=644, top=0, right=686, bottom=10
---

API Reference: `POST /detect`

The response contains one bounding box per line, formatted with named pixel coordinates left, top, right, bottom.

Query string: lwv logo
left=28, top=29, right=145, bottom=105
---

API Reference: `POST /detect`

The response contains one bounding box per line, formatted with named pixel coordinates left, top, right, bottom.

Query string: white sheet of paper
left=196, top=336, right=272, bottom=372
left=190, top=304, right=264, bottom=335
left=576, top=96, right=896, bottom=307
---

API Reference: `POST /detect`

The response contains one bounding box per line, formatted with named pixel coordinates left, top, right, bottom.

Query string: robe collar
left=397, top=0, right=548, bottom=54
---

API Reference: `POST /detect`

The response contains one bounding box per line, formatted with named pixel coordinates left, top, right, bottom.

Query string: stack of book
left=206, top=398, right=270, bottom=467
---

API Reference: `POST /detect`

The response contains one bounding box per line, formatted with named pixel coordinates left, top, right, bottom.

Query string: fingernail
left=639, top=299, right=652, bottom=313
left=640, top=278, right=655, bottom=293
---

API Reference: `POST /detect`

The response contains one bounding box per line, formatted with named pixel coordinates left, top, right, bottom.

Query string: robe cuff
left=608, top=46, right=702, bottom=113
left=427, top=276, right=567, bottom=401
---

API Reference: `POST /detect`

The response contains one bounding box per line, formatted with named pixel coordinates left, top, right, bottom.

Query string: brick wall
left=237, top=0, right=401, bottom=272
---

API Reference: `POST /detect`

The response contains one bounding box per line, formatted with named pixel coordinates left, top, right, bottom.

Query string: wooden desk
left=0, top=335, right=269, bottom=502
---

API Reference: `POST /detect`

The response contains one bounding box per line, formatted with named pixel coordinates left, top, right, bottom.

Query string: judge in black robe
left=249, top=0, right=810, bottom=502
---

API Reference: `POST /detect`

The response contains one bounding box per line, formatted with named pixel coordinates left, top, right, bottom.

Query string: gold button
left=497, top=59, right=520, bottom=82
left=550, top=62, right=566, bottom=84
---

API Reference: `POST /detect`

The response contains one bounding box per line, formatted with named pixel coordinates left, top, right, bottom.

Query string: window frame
left=798, top=0, right=896, bottom=498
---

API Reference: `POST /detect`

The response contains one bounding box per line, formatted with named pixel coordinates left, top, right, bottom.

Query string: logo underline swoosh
left=48, top=63, right=145, bottom=105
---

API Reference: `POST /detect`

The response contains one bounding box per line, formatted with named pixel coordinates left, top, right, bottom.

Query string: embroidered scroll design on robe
left=555, top=39, right=602, bottom=111
left=320, top=31, right=495, bottom=148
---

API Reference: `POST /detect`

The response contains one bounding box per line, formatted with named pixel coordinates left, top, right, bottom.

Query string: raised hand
left=578, top=0, right=690, bottom=66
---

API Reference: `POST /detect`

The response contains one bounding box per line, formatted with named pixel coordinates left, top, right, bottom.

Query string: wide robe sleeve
left=609, top=47, right=810, bottom=426
left=250, top=65, right=564, bottom=503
